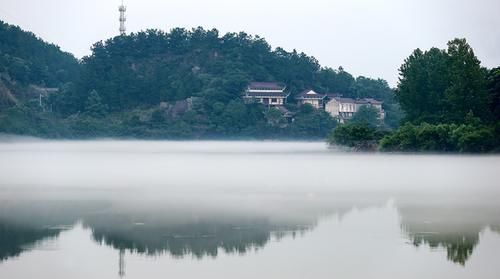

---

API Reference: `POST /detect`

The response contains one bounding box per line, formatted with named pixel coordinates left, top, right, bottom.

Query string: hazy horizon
left=1, top=0, right=499, bottom=87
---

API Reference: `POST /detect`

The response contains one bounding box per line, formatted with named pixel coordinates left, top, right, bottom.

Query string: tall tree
left=396, top=47, right=449, bottom=123
left=396, top=38, right=491, bottom=124
left=444, top=38, right=490, bottom=122
left=350, top=105, right=382, bottom=127
left=84, top=90, right=108, bottom=118
left=487, top=67, right=500, bottom=121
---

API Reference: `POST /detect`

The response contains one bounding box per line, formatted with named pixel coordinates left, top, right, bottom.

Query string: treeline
left=1, top=20, right=498, bottom=152
left=56, top=28, right=396, bottom=112
left=0, top=20, right=79, bottom=88
left=0, top=22, right=399, bottom=139
left=329, top=39, right=500, bottom=153
left=54, top=28, right=398, bottom=115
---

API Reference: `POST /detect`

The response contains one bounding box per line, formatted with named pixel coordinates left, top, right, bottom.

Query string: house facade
left=242, top=82, right=290, bottom=106
left=296, top=89, right=326, bottom=109
left=242, top=82, right=384, bottom=124
left=325, top=96, right=385, bottom=123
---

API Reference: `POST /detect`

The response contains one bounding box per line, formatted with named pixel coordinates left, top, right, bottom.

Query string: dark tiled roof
left=332, top=97, right=356, bottom=103
left=328, top=97, right=383, bottom=105
left=243, top=92, right=289, bottom=98
left=325, top=93, right=342, bottom=99
left=296, top=89, right=326, bottom=99
left=248, top=82, right=286, bottom=91
left=361, top=98, right=383, bottom=105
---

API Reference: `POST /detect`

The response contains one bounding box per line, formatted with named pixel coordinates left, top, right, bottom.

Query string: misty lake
left=0, top=141, right=499, bottom=279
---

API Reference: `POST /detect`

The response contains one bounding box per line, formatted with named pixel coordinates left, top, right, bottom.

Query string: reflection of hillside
left=1, top=195, right=373, bottom=261
left=90, top=220, right=291, bottom=258
left=0, top=200, right=108, bottom=262
left=5, top=191, right=499, bottom=265
left=399, top=202, right=500, bottom=265
left=81, top=194, right=388, bottom=259
left=0, top=223, right=61, bottom=261
left=83, top=201, right=322, bottom=258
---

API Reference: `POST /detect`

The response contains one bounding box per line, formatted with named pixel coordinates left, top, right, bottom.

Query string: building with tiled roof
left=325, top=96, right=385, bottom=123
left=242, top=82, right=290, bottom=107
left=295, top=89, right=327, bottom=109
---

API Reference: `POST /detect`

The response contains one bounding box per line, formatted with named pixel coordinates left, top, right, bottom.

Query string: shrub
left=327, top=123, right=379, bottom=149
left=380, top=122, right=498, bottom=153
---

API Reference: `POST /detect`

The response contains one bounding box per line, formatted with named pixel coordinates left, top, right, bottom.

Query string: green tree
left=396, top=47, right=449, bottom=123
left=350, top=76, right=395, bottom=103
left=327, top=123, right=378, bottom=149
left=84, top=90, right=108, bottom=118
left=350, top=105, right=382, bottom=127
left=396, top=38, right=491, bottom=124
left=444, top=38, right=490, bottom=122
left=486, top=67, right=500, bottom=122
left=289, top=105, right=337, bottom=138
left=266, top=107, right=286, bottom=127
left=379, top=122, right=497, bottom=153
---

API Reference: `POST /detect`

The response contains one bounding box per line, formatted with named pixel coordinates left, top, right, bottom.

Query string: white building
left=296, top=89, right=326, bottom=109
left=242, top=82, right=290, bottom=107
left=325, top=96, right=385, bottom=123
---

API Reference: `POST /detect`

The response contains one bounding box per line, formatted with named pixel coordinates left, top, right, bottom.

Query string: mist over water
left=0, top=141, right=497, bottom=193
left=1, top=141, right=499, bottom=278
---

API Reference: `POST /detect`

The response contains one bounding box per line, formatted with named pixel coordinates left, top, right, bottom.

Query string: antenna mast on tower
left=119, top=0, right=126, bottom=35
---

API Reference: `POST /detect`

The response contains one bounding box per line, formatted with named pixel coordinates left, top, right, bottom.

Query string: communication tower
left=119, top=0, right=126, bottom=35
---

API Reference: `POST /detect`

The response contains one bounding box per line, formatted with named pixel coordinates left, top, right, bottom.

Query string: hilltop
left=0, top=21, right=400, bottom=139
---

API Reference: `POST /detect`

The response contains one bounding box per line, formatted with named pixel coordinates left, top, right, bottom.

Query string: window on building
left=271, top=98, right=278, bottom=103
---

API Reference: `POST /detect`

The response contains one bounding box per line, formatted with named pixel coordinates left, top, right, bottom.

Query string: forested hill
left=56, top=27, right=395, bottom=114
left=0, top=20, right=80, bottom=106
left=0, top=22, right=400, bottom=139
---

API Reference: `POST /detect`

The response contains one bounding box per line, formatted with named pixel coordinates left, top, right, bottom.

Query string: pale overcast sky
left=0, top=0, right=499, bottom=86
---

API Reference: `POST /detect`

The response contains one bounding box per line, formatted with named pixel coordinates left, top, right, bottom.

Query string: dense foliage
left=0, top=20, right=79, bottom=88
left=380, top=121, right=499, bottom=153
left=350, top=105, right=383, bottom=127
left=379, top=39, right=499, bottom=152
left=52, top=28, right=397, bottom=114
left=396, top=39, right=491, bottom=124
left=327, top=122, right=388, bottom=150
left=0, top=23, right=393, bottom=139
left=3, top=21, right=495, bottom=151
left=327, top=39, right=499, bottom=153
left=487, top=67, right=500, bottom=122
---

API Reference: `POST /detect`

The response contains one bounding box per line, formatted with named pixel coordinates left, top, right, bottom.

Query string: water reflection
left=1, top=141, right=499, bottom=278
left=0, top=195, right=360, bottom=261
left=399, top=201, right=500, bottom=265
left=0, top=224, right=61, bottom=261
left=1, top=191, right=499, bottom=266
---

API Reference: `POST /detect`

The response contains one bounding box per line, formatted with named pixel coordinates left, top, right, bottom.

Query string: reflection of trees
left=0, top=222, right=62, bottom=261
left=0, top=200, right=108, bottom=262
left=6, top=193, right=499, bottom=266
left=87, top=215, right=310, bottom=258
left=81, top=196, right=377, bottom=259
left=399, top=203, right=500, bottom=265
left=0, top=194, right=389, bottom=261
left=408, top=232, right=478, bottom=265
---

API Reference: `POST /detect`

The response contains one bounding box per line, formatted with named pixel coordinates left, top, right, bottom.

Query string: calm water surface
left=0, top=141, right=499, bottom=278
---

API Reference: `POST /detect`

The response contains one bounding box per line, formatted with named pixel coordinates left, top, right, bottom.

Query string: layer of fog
left=0, top=141, right=497, bottom=196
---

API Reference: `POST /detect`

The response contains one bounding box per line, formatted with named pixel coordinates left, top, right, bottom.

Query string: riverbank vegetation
left=328, top=39, right=499, bottom=153
left=0, top=20, right=498, bottom=152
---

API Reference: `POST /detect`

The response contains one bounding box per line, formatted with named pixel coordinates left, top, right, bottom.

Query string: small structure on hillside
left=325, top=96, right=385, bottom=122
left=242, top=82, right=290, bottom=107
left=296, top=89, right=326, bottom=109
left=29, top=85, right=59, bottom=111
left=159, top=97, right=199, bottom=117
